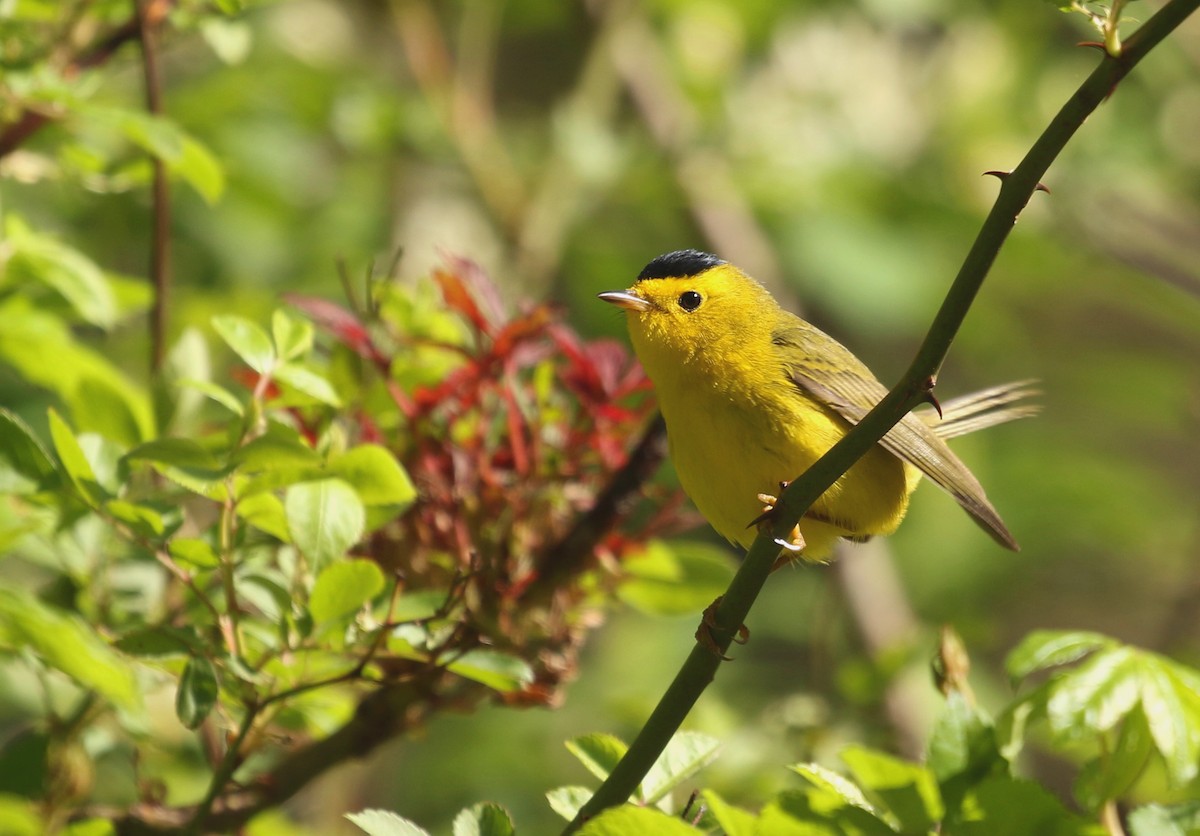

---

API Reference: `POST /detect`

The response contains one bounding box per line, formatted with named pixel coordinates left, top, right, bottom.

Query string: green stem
left=565, top=0, right=1198, bottom=830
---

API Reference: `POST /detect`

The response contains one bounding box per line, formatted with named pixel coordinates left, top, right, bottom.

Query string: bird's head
left=599, top=250, right=778, bottom=373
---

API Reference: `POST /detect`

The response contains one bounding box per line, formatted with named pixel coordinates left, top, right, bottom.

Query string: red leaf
left=284, top=293, right=384, bottom=363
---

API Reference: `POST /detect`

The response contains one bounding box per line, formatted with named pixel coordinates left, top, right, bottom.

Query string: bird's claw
left=756, top=484, right=807, bottom=556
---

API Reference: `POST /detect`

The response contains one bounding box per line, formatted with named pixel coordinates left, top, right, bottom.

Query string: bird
left=599, top=249, right=1034, bottom=561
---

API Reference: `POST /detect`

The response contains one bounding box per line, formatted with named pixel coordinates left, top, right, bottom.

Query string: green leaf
left=641, top=731, right=720, bottom=805
left=105, top=500, right=165, bottom=538
left=949, top=775, right=1105, bottom=835
left=927, top=691, right=1001, bottom=782
left=577, top=805, right=699, bottom=835
left=699, top=790, right=757, bottom=836
left=4, top=216, right=116, bottom=328
left=0, top=589, right=139, bottom=709
left=1139, top=656, right=1200, bottom=786
left=114, top=626, right=198, bottom=658
left=285, top=479, right=364, bottom=570
left=0, top=408, right=56, bottom=491
left=1128, top=801, right=1200, bottom=836
left=176, top=656, right=219, bottom=730
left=566, top=733, right=629, bottom=784
left=63, top=818, right=116, bottom=836
left=1045, top=646, right=1141, bottom=738
left=237, top=492, right=290, bottom=541
left=0, top=795, right=41, bottom=836
left=546, top=787, right=592, bottom=822
left=212, top=315, right=275, bottom=374
left=345, top=809, right=430, bottom=836
left=125, top=437, right=224, bottom=472
left=309, top=559, right=386, bottom=624
left=176, top=133, right=226, bottom=204
left=765, top=788, right=895, bottom=834
left=789, top=762, right=875, bottom=813
left=392, top=590, right=449, bottom=622
left=169, top=537, right=220, bottom=568
left=233, top=423, right=322, bottom=471
left=1075, top=705, right=1153, bottom=811
left=47, top=409, right=104, bottom=506
left=446, top=649, right=534, bottom=693
left=272, top=309, right=313, bottom=361
left=617, top=540, right=736, bottom=617
left=273, top=362, right=342, bottom=406
left=328, top=445, right=417, bottom=507
left=841, top=744, right=944, bottom=832
left=177, top=378, right=245, bottom=416
left=451, top=803, right=515, bottom=836
left=85, top=107, right=225, bottom=204
left=1006, top=630, right=1116, bottom=682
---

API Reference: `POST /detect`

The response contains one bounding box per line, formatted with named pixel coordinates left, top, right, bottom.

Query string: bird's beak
left=598, top=290, right=651, bottom=312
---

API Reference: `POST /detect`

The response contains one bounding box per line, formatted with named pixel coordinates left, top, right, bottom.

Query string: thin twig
left=565, top=1, right=1200, bottom=828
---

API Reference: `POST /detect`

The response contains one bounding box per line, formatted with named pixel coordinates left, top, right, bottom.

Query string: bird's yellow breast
left=636, top=324, right=909, bottom=560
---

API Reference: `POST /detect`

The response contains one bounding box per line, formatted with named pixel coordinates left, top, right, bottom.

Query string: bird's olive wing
left=772, top=323, right=1018, bottom=550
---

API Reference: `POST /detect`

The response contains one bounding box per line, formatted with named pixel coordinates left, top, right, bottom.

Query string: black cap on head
left=637, top=249, right=725, bottom=281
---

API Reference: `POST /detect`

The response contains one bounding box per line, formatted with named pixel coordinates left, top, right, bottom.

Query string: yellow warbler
left=600, top=249, right=1033, bottom=560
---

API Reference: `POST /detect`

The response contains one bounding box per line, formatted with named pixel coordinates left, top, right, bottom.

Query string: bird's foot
left=755, top=482, right=807, bottom=565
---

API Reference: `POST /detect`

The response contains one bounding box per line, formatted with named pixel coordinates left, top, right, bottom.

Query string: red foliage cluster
left=286, top=257, right=684, bottom=704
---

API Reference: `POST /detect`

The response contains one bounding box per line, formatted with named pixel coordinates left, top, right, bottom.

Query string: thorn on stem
left=982, top=170, right=1051, bottom=194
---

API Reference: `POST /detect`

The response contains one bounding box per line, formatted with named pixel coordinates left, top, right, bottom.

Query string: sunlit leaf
left=1007, top=631, right=1117, bottom=682
left=641, top=731, right=720, bottom=805
left=790, top=762, right=876, bottom=813
left=565, top=734, right=628, bottom=785
left=841, top=744, right=944, bottom=832
left=0, top=408, right=56, bottom=492
left=4, top=215, right=116, bottom=328
left=237, top=491, right=290, bottom=541
left=949, top=775, right=1105, bottom=835
left=285, top=479, right=364, bottom=570
left=272, top=309, right=313, bottom=361
left=446, top=649, right=534, bottom=693
left=233, top=423, right=321, bottom=471
left=274, top=362, right=342, bottom=406
left=700, top=790, right=757, bottom=836
left=345, top=808, right=429, bottom=836
left=47, top=408, right=104, bottom=506
left=169, top=537, right=220, bottom=568
left=328, top=445, right=417, bottom=507
left=618, top=540, right=736, bottom=617
left=309, top=559, right=385, bottom=624
left=0, top=590, right=139, bottom=709
left=105, top=499, right=165, bottom=538
left=212, top=314, right=274, bottom=374
left=764, top=788, right=894, bottom=834
left=577, top=805, right=698, bottom=835
left=546, top=787, right=592, bottom=822
left=1127, top=801, right=1200, bottom=836
left=451, top=803, right=515, bottom=836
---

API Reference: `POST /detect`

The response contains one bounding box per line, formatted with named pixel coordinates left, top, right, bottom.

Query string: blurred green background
left=3, top=0, right=1199, bottom=832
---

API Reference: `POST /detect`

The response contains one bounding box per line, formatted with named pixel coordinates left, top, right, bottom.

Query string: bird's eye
left=678, top=290, right=703, bottom=312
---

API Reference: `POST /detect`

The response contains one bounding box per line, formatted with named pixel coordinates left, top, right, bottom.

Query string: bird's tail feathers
left=925, top=380, right=1040, bottom=440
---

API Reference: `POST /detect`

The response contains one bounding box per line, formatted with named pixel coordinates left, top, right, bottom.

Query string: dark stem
left=135, top=0, right=172, bottom=374
left=523, top=412, right=668, bottom=602
left=565, top=1, right=1199, bottom=829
